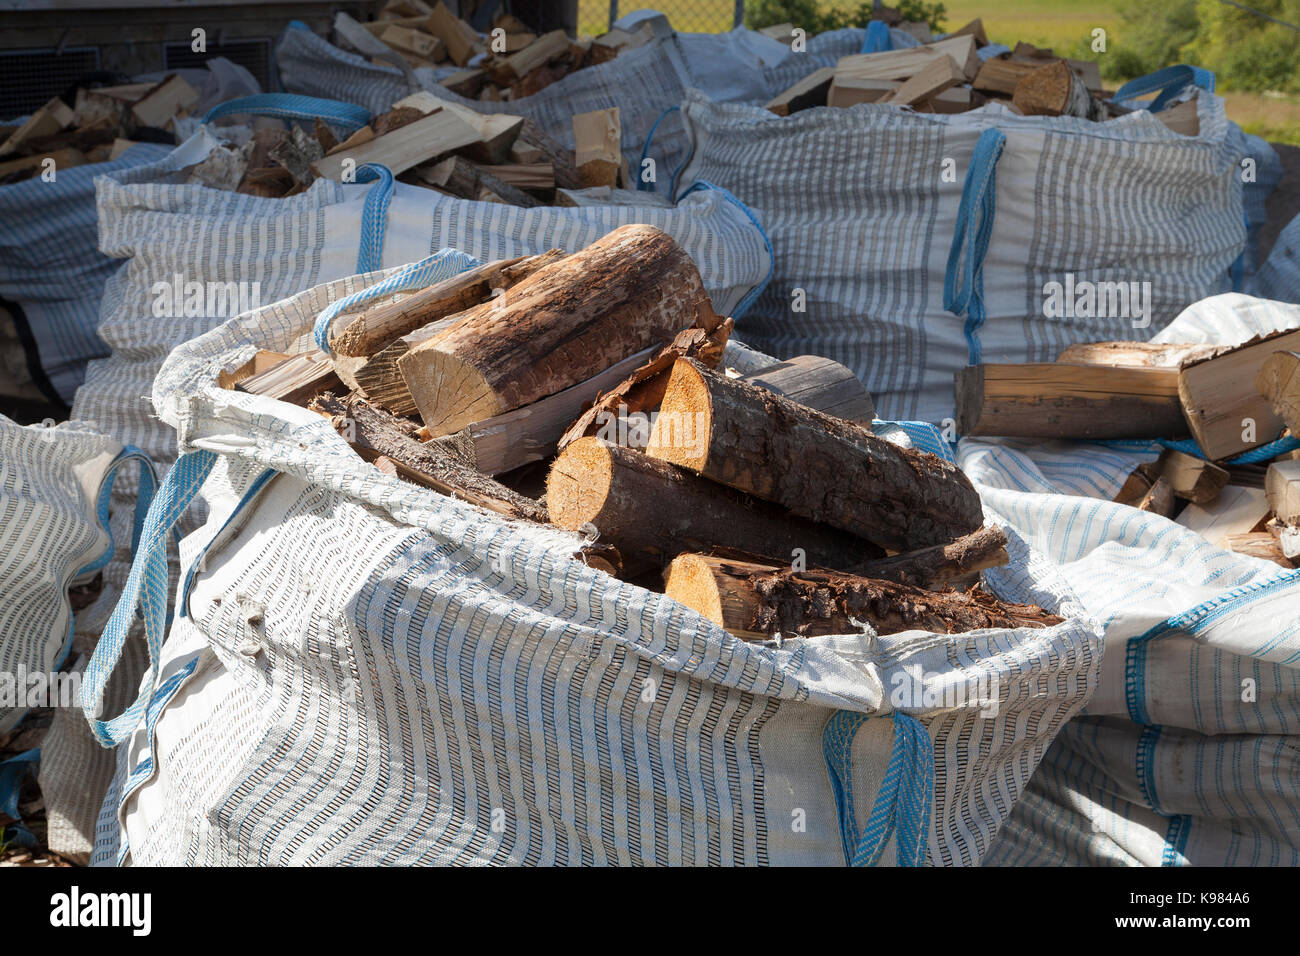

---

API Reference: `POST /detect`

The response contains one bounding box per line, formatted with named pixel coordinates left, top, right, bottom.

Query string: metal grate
left=163, top=37, right=274, bottom=92
left=0, top=47, right=101, bottom=120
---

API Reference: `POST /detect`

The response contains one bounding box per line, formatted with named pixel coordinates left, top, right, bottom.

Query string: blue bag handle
left=82, top=450, right=217, bottom=748
left=203, top=93, right=370, bottom=131
left=1113, top=65, right=1215, bottom=113
left=313, top=247, right=483, bottom=353
left=824, top=711, right=934, bottom=866
left=860, top=20, right=892, bottom=53
left=944, top=128, right=1007, bottom=366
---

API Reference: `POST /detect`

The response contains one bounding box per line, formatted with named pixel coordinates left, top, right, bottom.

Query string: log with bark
left=850, top=525, right=1009, bottom=588
left=398, top=224, right=716, bottom=436
left=330, top=251, right=562, bottom=357
left=739, top=354, right=875, bottom=423
left=1011, top=60, right=1097, bottom=119
left=546, top=437, right=881, bottom=573
left=663, top=553, right=1063, bottom=640
left=310, top=391, right=546, bottom=522
left=646, top=358, right=982, bottom=551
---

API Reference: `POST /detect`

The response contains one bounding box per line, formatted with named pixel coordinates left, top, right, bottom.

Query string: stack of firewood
left=357, top=0, right=654, bottom=102
left=766, top=18, right=1196, bottom=133
left=957, top=336, right=1300, bottom=567
left=223, top=225, right=1064, bottom=640
left=0, top=75, right=200, bottom=184
left=191, top=89, right=621, bottom=202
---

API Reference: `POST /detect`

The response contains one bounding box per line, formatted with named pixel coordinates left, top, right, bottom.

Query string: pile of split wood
left=0, top=75, right=198, bottom=184
left=957, top=338, right=1300, bottom=567
left=223, top=224, right=1063, bottom=640
left=194, top=88, right=622, bottom=201
left=355, top=0, right=655, bottom=102
left=766, top=18, right=1195, bottom=133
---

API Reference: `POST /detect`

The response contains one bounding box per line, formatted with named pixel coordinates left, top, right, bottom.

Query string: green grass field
left=575, top=0, right=1300, bottom=144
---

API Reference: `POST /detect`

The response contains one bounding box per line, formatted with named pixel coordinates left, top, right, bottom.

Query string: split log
left=499, top=29, right=569, bottom=79
left=827, top=77, right=898, bottom=108
left=1136, top=475, right=1177, bottom=518
left=884, top=54, right=966, bottom=107
left=836, top=36, right=979, bottom=83
left=1179, top=328, right=1300, bottom=460
left=546, top=438, right=881, bottom=573
left=465, top=346, right=655, bottom=474
left=766, top=67, right=835, bottom=115
left=398, top=225, right=715, bottom=436
left=414, top=154, right=541, bottom=206
left=1176, top=484, right=1270, bottom=548
left=330, top=251, right=561, bottom=357
left=1267, top=459, right=1300, bottom=524
left=850, top=525, right=1009, bottom=588
left=516, top=118, right=582, bottom=190
left=1011, top=60, right=1093, bottom=118
left=663, top=554, right=1063, bottom=640
left=647, top=358, right=983, bottom=551
left=311, top=108, right=480, bottom=180
left=232, top=351, right=341, bottom=406
left=1256, top=350, right=1300, bottom=435
left=1270, top=518, right=1300, bottom=560
left=573, top=108, right=622, bottom=189
left=949, top=18, right=989, bottom=46
left=740, top=355, right=875, bottom=423
left=1056, top=340, right=1228, bottom=368
left=956, top=363, right=1187, bottom=439
left=427, top=1, right=483, bottom=65
left=310, top=391, right=545, bottom=523
left=131, top=75, right=200, bottom=128
left=557, top=319, right=732, bottom=451
left=1156, top=449, right=1230, bottom=504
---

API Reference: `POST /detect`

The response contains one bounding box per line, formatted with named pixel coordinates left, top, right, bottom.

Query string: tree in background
left=1104, top=0, right=1299, bottom=91
left=744, top=0, right=946, bottom=35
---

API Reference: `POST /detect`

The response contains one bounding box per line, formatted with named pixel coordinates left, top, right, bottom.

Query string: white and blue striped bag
left=81, top=255, right=1101, bottom=865
left=964, top=293, right=1300, bottom=866
left=0, top=143, right=171, bottom=405
left=672, top=74, right=1272, bottom=424
left=1254, top=208, right=1300, bottom=304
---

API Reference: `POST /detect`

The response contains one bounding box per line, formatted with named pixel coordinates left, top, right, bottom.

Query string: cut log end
left=645, top=356, right=713, bottom=471
left=545, top=435, right=614, bottom=531
left=398, top=347, right=502, bottom=434
left=662, top=553, right=729, bottom=630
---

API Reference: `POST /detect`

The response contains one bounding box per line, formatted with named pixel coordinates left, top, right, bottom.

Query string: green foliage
left=744, top=0, right=947, bottom=35
left=1105, top=0, right=1300, bottom=90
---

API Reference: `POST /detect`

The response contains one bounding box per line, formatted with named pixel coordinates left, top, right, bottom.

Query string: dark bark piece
left=663, top=553, right=1063, bottom=640
left=398, top=225, right=716, bottom=437
left=648, top=358, right=982, bottom=551
left=546, top=438, right=881, bottom=575
left=310, top=391, right=546, bottom=523
left=850, top=526, right=1009, bottom=588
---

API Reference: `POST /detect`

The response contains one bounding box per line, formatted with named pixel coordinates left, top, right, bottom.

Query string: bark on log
left=850, top=525, right=1009, bottom=588
left=647, top=358, right=982, bottom=551
left=556, top=319, right=732, bottom=452
left=663, top=553, right=1063, bottom=640
left=399, top=225, right=716, bottom=437
left=330, top=251, right=562, bottom=358
left=310, top=391, right=546, bottom=523
left=546, top=438, right=881, bottom=573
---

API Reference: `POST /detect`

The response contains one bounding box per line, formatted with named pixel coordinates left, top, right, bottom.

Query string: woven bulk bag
left=78, top=256, right=1101, bottom=865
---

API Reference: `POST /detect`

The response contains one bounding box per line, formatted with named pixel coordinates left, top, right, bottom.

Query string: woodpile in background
left=956, top=333, right=1300, bottom=568
left=354, top=0, right=653, bottom=102
left=224, top=225, right=1063, bottom=640
left=765, top=19, right=1195, bottom=133
left=190, top=85, right=614, bottom=202
left=0, top=75, right=199, bottom=184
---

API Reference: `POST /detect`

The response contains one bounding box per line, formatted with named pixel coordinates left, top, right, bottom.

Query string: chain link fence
left=577, top=0, right=745, bottom=34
